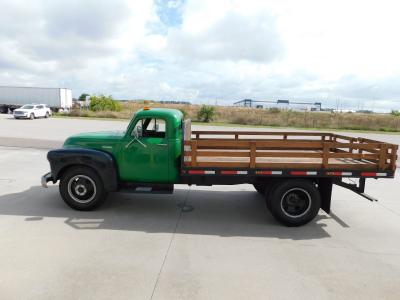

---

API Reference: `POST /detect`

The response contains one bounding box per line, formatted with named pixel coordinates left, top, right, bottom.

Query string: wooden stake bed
left=182, top=122, right=398, bottom=178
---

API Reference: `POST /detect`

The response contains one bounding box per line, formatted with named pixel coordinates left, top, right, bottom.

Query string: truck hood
left=63, top=130, right=126, bottom=149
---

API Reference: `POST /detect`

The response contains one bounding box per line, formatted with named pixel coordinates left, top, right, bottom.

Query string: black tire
left=268, top=179, right=321, bottom=227
left=30, top=113, right=34, bottom=120
left=59, top=166, right=107, bottom=211
left=253, top=183, right=265, bottom=195
left=265, top=180, right=280, bottom=211
left=45, top=112, right=49, bottom=118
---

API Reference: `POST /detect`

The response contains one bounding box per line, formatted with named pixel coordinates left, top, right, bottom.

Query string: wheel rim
left=280, top=188, right=312, bottom=218
left=67, top=175, right=97, bottom=204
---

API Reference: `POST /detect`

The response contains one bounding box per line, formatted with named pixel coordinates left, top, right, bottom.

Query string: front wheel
left=30, top=113, right=34, bottom=120
left=59, top=166, right=107, bottom=211
left=45, top=112, right=49, bottom=118
left=268, top=179, right=321, bottom=227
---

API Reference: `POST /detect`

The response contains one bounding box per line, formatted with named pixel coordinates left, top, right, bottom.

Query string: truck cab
left=61, top=108, right=183, bottom=183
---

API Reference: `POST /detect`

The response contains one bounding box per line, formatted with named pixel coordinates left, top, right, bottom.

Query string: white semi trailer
left=0, top=86, right=72, bottom=113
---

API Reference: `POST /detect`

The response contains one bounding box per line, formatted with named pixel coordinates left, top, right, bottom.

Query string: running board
left=118, top=183, right=174, bottom=194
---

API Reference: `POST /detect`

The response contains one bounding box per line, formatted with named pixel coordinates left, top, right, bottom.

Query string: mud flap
left=319, top=179, right=333, bottom=214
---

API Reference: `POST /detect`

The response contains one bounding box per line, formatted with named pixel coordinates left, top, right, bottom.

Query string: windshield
left=21, top=105, right=34, bottom=109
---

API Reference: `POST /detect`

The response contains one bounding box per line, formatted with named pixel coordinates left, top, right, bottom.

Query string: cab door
left=120, top=118, right=169, bottom=182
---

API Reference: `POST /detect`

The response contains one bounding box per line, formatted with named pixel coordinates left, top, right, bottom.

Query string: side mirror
left=133, top=126, right=142, bottom=138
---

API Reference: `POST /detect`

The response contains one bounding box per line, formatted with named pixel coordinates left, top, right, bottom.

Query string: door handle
left=157, top=143, right=167, bottom=146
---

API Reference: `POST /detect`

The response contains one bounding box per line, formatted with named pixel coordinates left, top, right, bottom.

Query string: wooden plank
left=322, top=143, right=329, bottom=168
left=186, top=151, right=250, bottom=157
left=327, top=163, right=378, bottom=170
left=390, top=146, right=398, bottom=170
left=192, top=130, right=332, bottom=136
left=255, top=163, right=322, bottom=169
left=191, top=141, right=197, bottom=167
left=256, top=152, right=322, bottom=158
left=329, top=142, right=382, bottom=150
left=329, top=153, right=379, bottom=159
left=379, top=144, right=387, bottom=169
left=196, top=162, right=250, bottom=168
left=250, top=142, right=256, bottom=168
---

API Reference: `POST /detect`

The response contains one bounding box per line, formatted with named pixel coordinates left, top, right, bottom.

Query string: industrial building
left=234, top=99, right=322, bottom=111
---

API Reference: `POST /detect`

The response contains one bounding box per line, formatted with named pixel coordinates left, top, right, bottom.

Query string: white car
left=13, top=104, right=52, bottom=120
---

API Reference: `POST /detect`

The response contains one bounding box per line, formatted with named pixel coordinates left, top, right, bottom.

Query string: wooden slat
left=322, top=143, right=329, bottom=168
left=191, top=141, right=197, bottom=167
left=256, top=152, right=322, bottom=158
left=192, top=130, right=332, bottom=136
left=196, top=162, right=250, bottom=168
left=185, top=151, right=250, bottom=157
left=329, top=153, right=379, bottom=159
left=255, top=163, right=322, bottom=169
left=379, top=144, right=387, bottom=169
left=250, top=142, right=256, bottom=168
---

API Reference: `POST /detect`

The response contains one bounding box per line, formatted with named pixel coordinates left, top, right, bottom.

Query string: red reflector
left=188, top=170, right=205, bottom=175
left=361, top=172, right=376, bottom=177
left=328, top=172, right=342, bottom=176
left=221, top=170, right=236, bottom=175
left=291, top=171, right=307, bottom=175
left=257, top=171, right=272, bottom=175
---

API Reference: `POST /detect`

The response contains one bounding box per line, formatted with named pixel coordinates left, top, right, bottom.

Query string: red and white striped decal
left=188, top=170, right=216, bottom=175
left=255, top=171, right=283, bottom=175
left=290, top=171, right=317, bottom=176
left=326, top=171, right=353, bottom=176
left=360, top=172, right=387, bottom=177
left=221, top=170, right=248, bottom=175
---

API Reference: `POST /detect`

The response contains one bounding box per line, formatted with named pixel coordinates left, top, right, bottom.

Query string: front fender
left=47, top=148, right=118, bottom=192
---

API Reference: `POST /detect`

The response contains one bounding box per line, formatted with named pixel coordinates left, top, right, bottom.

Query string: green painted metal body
left=63, top=108, right=183, bottom=183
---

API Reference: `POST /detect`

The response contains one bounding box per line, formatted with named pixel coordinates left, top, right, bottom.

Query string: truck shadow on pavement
left=0, top=185, right=342, bottom=240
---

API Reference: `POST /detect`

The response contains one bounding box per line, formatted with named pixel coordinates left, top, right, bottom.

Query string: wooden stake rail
left=183, top=131, right=398, bottom=171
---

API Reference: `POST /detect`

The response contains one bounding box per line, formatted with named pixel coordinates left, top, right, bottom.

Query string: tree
left=197, top=105, right=216, bottom=122
left=79, top=93, right=90, bottom=101
left=89, top=95, right=121, bottom=112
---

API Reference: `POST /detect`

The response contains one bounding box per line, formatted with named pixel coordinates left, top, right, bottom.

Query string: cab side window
left=133, top=118, right=166, bottom=138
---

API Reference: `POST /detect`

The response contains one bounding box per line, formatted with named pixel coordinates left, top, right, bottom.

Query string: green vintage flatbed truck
left=42, top=107, right=398, bottom=226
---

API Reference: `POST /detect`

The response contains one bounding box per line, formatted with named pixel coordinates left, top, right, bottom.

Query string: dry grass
left=57, top=102, right=400, bottom=132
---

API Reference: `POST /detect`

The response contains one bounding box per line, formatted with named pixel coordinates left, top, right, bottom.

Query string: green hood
left=63, top=130, right=125, bottom=152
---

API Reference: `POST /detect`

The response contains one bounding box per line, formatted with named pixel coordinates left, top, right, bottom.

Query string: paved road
left=1, top=114, right=400, bottom=299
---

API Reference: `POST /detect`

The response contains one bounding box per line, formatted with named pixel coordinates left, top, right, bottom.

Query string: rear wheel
left=30, top=113, right=34, bottom=120
left=45, top=112, right=49, bottom=118
left=268, top=179, right=321, bottom=227
left=59, top=166, right=107, bottom=211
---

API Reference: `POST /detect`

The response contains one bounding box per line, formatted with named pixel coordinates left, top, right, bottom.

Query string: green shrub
left=391, top=110, right=400, bottom=117
left=89, top=95, right=121, bottom=112
left=197, top=105, right=216, bottom=122
left=269, top=107, right=281, bottom=113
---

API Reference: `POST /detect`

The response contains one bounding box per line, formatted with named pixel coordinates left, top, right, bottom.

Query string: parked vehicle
left=0, top=86, right=72, bottom=113
left=41, top=108, right=398, bottom=226
left=13, top=104, right=52, bottom=119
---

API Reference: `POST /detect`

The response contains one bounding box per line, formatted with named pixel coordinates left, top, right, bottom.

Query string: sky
left=0, top=0, right=400, bottom=111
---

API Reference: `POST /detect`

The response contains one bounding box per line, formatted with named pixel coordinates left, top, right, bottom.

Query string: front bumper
left=41, top=172, right=54, bottom=188
left=14, top=113, right=29, bottom=118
